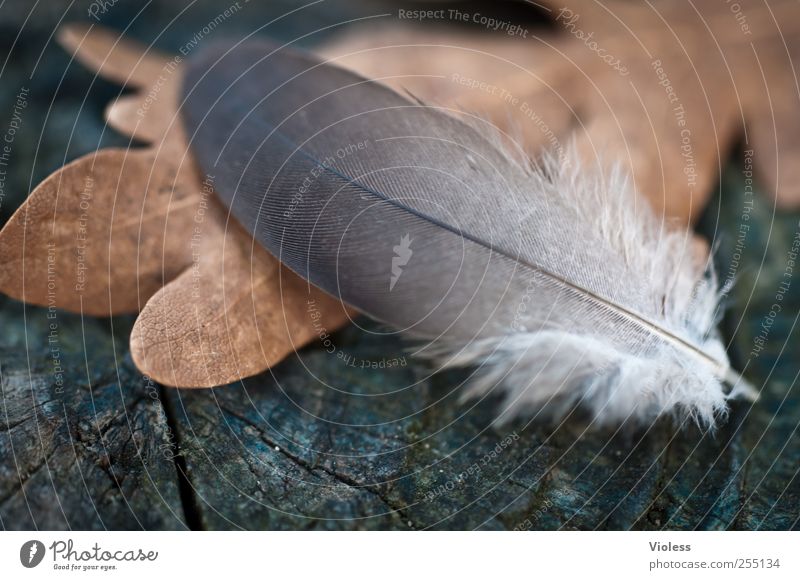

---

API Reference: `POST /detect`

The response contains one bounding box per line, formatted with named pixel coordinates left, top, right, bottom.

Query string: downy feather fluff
left=180, top=39, right=755, bottom=426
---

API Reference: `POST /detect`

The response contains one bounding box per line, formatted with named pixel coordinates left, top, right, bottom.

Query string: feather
left=180, top=39, right=756, bottom=426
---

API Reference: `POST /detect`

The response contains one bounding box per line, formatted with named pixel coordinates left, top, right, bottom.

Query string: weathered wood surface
left=0, top=306, right=186, bottom=529
left=2, top=164, right=798, bottom=530
left=1, top=0, right=799, bottom=530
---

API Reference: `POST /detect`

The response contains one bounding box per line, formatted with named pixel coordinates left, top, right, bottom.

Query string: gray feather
left=181, top=39, right=755, bottom=426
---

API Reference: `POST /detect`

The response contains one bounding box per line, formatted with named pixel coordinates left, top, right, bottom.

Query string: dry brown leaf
left=60, top=23, right=185, bottom=145
left=0, top=24, right=201, bottom=315
left=321, top=25, right=576, bottom=155
left=321, top=0, right=800, bottom=223
left=0, top=145, right=202, bottom=315
left=0, top=23, right=350, bottom=387
left=57, top=23, right=170, bottom=88
left=130, top=199, right=350, bottom=388
left=70, top=23, right=350, bottom=387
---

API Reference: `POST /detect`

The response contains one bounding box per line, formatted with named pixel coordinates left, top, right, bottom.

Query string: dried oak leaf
left=0, top=23, right=350, bottom=387
left=321, top=0, right=800, bottom=223
left=0, top=25, right=206, bottom=315
left=0, top=130, right=200, bottom=315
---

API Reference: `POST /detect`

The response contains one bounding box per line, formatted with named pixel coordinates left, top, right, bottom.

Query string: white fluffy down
left=428, top=145, right=753, bottom=428
left=445, top=332, right=731, bottom=428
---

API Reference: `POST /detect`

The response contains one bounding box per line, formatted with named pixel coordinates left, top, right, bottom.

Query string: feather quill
left=180, top=40, right=755, bottom=426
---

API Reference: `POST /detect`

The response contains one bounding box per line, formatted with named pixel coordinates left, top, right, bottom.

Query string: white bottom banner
left=0, top=531, right=796, bottom=578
